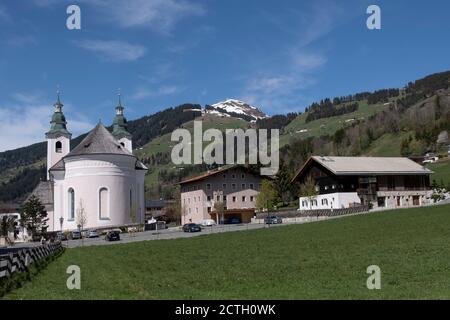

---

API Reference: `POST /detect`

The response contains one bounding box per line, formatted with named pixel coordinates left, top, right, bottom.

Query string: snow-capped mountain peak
left=206, top=99, right=267, bottom=122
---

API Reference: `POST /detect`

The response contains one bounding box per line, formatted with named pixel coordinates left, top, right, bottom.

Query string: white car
left=201, top=219, right=217, bottom=227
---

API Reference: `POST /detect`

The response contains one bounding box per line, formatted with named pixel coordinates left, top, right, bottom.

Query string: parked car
left=182, top=223, right=202, bottom=233
left=56, top=232, right=67, bottom=241
left=71, top=231, right=82, bottom=240
left=227, top=217, right=242, bottom=224
left=201, top=219, right=216, bottom=227
left=105, top=231, right=120, bottom=241
left=87, top=229, right=99, bottom=238
left=264, top=215, right=283, bottom=224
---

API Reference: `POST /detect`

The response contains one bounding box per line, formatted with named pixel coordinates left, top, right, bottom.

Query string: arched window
left=68, top=188, right=75, bottom=220
left=129, top=189, right=133, bottom=213
left=55, top=141, right=62, bottom=153
left=99, top=187, right=109, bottom=219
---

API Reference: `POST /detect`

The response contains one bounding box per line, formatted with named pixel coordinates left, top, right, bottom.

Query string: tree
left=256, top=180, right=278, bottom=210
left=76, top=199, right=87, bottom=245
left=213, top=200, right=225, bottom=224
left=299, top=176, right=318, bottom=210
left=20, top=195, right=48, bottom=239
left=0, top=215, right=16, bottom=245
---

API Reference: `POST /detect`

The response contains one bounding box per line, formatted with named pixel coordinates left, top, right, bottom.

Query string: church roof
left=27, top=180, right=54, bottom=208
left=66, top=122, right=132, bottom=157
left=49, top=123, right=148, bottom=172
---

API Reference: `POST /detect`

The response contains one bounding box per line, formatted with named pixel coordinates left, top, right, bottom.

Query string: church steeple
left=112, top=89, right=131, bottom=139
left=46, top=88, right=71, bottom=180
left=112, top=89, right=132, bottom=152
left=46, top=89, right=71, bottom=138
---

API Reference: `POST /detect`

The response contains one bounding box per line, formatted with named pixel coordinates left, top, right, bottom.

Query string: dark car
left=56, top=232, right=67, bottom=241
left=227, top=217, right=242, bottom=224
left=264, top=215, right=283, bottom=224
left=105, top=231, right=121, bottom=241
left=71, top=231, right=82, bottom=240
left=182, top=223, right=202, bottom=233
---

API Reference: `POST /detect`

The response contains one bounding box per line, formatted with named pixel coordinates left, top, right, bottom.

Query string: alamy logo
left=171, top=121, right=279, bottom=175
left=66, top=5, right=81, bottom=30
left=366, top=5, right=381, bottom=30
left=366, top=265, right=381, bottom=289
left=66, top=265, right=81, bottom=290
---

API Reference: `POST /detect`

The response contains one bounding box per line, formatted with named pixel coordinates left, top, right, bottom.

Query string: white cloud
left=83, top=0, right=205, bottom=34
left=0, top=4, right=10, bottom=22
left=6, top=35, right=38, bottom=47
left=242, top=52, right=326, bottom=114
left=0, top=93, right=94, bottom=152
left=132, top=85, right=182, bottom=101
left=73, top=39, right=147, bottom=62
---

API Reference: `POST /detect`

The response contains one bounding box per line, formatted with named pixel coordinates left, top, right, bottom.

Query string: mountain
left=205, top=99, right=267, bottom=122
left=1, top=71, right=450, bottom=206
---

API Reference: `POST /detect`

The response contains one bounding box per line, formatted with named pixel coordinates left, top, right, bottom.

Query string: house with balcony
left=292, top=156, right=433, bottom=210
left=179, top=165, right=263, bottom=224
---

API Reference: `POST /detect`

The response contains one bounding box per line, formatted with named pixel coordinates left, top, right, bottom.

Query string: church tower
left=45, top=91, right=71, bottom=179
left=112, top=91, right=132, bottom=152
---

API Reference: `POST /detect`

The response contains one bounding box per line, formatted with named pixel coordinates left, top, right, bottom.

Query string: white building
left=30, top=93, right=147, bottom=232
left=294, top=156, right=433, bottom=210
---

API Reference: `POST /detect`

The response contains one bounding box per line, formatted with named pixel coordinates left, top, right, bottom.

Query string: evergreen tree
left=19, top=195, right=48, bottom=238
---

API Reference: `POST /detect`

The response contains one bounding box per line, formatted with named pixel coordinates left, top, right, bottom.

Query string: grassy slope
left=5, top=204, right=450, bottom=300
left=427, top=158, right=450, bottom=186
left=280, top=100, right=390, bottom=147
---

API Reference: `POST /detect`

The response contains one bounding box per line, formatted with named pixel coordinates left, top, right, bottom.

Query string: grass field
left=428, top=158, right=450, bottom=186
left=4, top=204, right=450, bottom=300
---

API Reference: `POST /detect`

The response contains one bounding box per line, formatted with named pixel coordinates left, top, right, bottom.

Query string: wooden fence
left=0, top=242, right=64, bottom=279
left=256, top=205, right=369, bottom=219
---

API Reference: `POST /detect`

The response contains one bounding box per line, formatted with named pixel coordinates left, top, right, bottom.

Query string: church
left=31, top=93, right=147, bottom=232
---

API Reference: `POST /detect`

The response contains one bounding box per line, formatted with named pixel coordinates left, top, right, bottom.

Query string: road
left=63, top=222, right=284, bottom=248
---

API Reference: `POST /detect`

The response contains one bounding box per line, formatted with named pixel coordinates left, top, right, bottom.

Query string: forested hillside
left=1, top=71, right=450, bottom=206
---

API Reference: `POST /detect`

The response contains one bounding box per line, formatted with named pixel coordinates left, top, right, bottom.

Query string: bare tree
left=76, top=199, right=87, bottom=246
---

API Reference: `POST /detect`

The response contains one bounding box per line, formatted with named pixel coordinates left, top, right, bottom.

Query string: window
left=206, top=183, right=211, bottom=190
left=241, top=183, right=246, bottom=189
left=207, top=207, right=211, bottom=213
left=196, top=208, right=198, bottom=213
left=223, top=195, right=227, bottom=202
left=129, top=189, right=133, bottom=213
left=222, top=183, right=227, bottom=189
left=249, top=183, right=254, bottom=189
left=207, top=196, right=211, bottom=201
left=241, top=174, right=245, bottom=179
left=217, top=195, right=220, bottom=201
left=99, top=187, right=109, bottom=219
left=232, top=196, right=236, bottom=202
left=232, top=174, right=236, bottom=179
left=55, top=141, right=62, bottom=153
left=242, top=196, right=246, bottom=202
left=232, top=183, right=236, bottom=190
left=321, top=199, right=328, bottom=206
left=250, top=196, right=254, bottom=202
left=223, top=174, right=227, bottom=178
left=68, top=188, right=75, bottom=220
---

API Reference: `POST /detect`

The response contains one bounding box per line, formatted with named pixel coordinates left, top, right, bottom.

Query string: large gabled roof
left=292, top=156, right=433, bottom=182
left=66, top=122, right=132, bottom=157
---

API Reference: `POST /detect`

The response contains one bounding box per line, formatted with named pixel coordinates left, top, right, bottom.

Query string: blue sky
left=0, top=0, right=450, bottom=151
